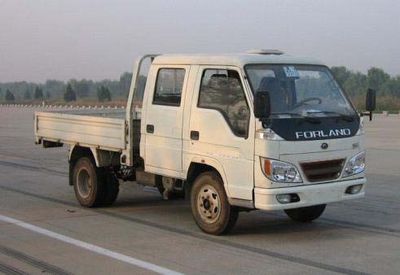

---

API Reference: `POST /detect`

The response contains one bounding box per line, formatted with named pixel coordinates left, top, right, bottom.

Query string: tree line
left=0, top=72, right=137, bottom=104
left=331, top=67, right=400, bottom=111
left=0, top=67, right=399, bottom=110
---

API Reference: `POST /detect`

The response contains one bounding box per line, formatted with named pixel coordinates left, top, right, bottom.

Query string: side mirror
left=254, top=91, right=271, bottom=120
left=365, top=88, right=376, bottom=121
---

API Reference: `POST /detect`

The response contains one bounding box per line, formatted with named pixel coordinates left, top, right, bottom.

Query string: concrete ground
left=0, top=106, right=399, bottom=275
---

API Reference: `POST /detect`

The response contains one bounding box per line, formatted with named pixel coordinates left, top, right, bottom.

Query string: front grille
left=300, top=159, right=345, bottom=182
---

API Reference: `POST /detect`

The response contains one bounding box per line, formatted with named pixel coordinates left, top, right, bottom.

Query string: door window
left=198, top=69, right=250, bottom=138
left=153, top=68, right=185, bottom=106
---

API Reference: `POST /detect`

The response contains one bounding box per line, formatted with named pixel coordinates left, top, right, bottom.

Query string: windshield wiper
left=274, top=112, right=321, bottom=124
left=273, top=112, right=303, bottom=117
left=310, top=111, right=355, bottom=122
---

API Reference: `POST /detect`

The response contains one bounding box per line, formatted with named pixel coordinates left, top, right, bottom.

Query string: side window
left=198, top=69, right=250, bottom=138
left=153, top=68, right=185, bottom=106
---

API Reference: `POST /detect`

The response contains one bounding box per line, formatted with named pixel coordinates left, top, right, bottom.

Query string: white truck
left=34, top=51, right=376, bottom=235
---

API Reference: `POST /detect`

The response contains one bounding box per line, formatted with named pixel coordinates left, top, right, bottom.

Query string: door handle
left=146, top=124, right=154, bottom=134
left=190, top=130, right=199, bottom=140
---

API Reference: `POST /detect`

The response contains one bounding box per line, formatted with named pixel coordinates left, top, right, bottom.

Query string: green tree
left=64, top=83, right=77, bottom=102
left=367, top=67, right=390, bottom=92
left=119, top=72, right=132, bottom=97
left=34, top=86, right=44, bottom=100
left=44, top=80, right=65, bottom=98
left=343, top=72, right=368, bottom=97
left=97, top=86, right=112, bottom=102
left=24, top=89, right=32, bottom=100
left=331, top=66, right=351, bottom=87
left=380, top=76, right=400, bottom=97
left=5, top=90, right=15, bottom=101
left=71, top=79, right=91, bottom=98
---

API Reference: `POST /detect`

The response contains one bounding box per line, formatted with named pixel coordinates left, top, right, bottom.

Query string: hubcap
left=76, top=168, right=92, bottom=199
left=197, top=184, right=221, bottom=224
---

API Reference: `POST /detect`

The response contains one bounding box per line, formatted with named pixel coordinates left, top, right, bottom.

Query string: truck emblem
left=321, top=143, right=328, bottom=149
left=295, top=128, right=351, bottom=139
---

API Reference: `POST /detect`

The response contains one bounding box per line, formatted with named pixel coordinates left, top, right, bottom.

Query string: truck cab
left=35, top=51, right=373, bottom=235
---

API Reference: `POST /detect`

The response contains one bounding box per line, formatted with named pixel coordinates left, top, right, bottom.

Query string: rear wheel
left=190, top=171, right=238, bottom=235
left=284, top=204, right=326, bottom=222
left=72, top=157, right=119, bottom=207
left=102, top=170, right=119, bottom=206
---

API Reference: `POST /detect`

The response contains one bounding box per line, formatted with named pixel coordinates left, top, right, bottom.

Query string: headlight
left=343, top=151, right=366, bottom=177
left=261, top=158, right=302, bottom=183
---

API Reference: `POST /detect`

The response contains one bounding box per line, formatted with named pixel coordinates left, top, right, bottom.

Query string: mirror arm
left=361, top=111, right=373, bottom=121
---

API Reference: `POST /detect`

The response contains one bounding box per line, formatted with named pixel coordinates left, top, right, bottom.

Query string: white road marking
left=0, top=214, right=182, bottom=275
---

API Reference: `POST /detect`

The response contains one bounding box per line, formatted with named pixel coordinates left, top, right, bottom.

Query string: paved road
left=0, top=107, right=399, bottom=274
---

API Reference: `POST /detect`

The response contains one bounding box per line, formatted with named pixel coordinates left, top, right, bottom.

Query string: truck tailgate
left=34, top=111, right=126, bottom=152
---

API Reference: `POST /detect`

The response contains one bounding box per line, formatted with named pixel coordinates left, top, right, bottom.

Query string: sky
left=0, top=0, right=399, bottom=82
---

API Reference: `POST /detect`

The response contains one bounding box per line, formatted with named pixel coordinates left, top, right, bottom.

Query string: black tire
left=190, top=171, right=239, bottom=235
left=102, top=171, right=120, bottom=206
left=284, top=204, right=326, bottom=222
left=72, top=157, right=105, bottom=207
left=72, top=157, right=119, bottom=207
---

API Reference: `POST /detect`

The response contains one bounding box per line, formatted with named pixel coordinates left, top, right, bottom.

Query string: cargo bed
left=34, top=110, right=128, bottom=152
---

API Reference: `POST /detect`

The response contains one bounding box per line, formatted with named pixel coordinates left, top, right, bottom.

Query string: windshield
left=246, top=64, right=356, bottom=118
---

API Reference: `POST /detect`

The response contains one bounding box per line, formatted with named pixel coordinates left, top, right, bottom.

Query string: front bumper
left=254, top=177, right=366, bottom=211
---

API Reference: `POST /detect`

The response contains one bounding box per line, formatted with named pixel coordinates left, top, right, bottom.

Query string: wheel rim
left=76, top=168, right=92, bottom=199
left=197, top=184, right=221, bottom=224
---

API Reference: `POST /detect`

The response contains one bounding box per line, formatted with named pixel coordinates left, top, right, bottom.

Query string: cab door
left=143, top=65, right=190, bottom=178
left=187, top=66, right=255, bottom=200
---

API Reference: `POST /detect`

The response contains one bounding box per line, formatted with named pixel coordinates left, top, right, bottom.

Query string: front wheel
left=284, top=204, right=326, bottom=222
left=190, top=171, right=238, bottom=235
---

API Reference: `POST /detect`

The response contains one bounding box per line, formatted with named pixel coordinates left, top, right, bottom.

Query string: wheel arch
left=185, top=156, right=230, bottom=198
left=68, top=145, right=95, bottom=186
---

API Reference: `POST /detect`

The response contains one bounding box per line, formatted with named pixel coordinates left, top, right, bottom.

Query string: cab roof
left=153, top=52, right=325, bottom=67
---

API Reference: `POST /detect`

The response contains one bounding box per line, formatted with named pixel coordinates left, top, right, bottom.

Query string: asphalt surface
left=0, top=106, right=399, bottom=275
